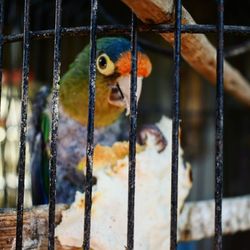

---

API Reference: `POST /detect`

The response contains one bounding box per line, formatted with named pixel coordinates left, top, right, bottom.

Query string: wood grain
left=122, top=0, right=250, bottom=107
left=1, top=196, right=250, bottom=248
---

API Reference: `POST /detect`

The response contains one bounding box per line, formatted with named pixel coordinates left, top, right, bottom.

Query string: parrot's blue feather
left=96, top=37, right=143, bottom=62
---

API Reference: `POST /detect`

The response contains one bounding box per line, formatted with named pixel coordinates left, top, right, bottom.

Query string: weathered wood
left=1, top=196, right=250, bottom=249
left=0, top=205, right=80, bottom=250
left=179, top=195, right=250, bottom=241
left=122, top=0, right=250, bottom=107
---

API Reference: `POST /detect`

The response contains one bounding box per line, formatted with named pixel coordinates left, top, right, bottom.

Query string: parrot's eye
left=98, top=56, right=107, bottom=69
left=96, top=53, right=115, bottom=76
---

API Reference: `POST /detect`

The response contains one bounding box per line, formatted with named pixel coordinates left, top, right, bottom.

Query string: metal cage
left=1, top=0, right=249, bottom=249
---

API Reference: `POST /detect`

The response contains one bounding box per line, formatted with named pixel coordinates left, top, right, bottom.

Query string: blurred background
left=0, top=0, right=250, bottom=249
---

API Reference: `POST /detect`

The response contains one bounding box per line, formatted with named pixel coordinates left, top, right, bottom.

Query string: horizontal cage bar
left=2, top=24, right=250, bottom=44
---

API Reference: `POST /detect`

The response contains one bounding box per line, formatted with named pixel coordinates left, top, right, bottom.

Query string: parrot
left=29, top=37, right=152, bottom=205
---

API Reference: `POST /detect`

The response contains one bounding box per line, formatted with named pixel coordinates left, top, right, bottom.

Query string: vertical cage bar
left=126, top=12, right=138, bottom=250
left=214, top=0, right=224, bottom=249
left=170, top=0, right=182, bottom=249
left=0, top=0, right=4, bottom=109
left=0, top=0, right=6, bottom=206
left=83, top=0, right=98, bottom=249
left=15, top=0, right=30, bottom=249
left=48, top=0, right=62, bottom=249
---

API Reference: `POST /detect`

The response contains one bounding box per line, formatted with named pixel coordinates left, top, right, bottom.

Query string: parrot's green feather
left=59, top=40, right=124, bottom=127
left=30, top=37, right=151, bottom=205
left=41, top=111, right=51, bottom=143
left=41, top=111, right=50, bottom=196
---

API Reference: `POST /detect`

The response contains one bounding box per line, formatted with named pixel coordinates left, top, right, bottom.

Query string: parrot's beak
left=108, top=51, right=151, bottom=115
left=108, top=75, right=143, bottom=116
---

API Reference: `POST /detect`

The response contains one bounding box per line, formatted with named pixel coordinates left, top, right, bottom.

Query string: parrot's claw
left=138, top=124, right=167, bottom=153
left=63, top=168, right=85, bottom=191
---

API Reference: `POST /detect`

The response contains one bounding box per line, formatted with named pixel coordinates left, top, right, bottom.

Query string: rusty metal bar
left=214, top=0, right=224, bottom=249
left=83, top=0, right=98, bottom=249
left=170, top=0, right=182, bottom=249
left=48, top=0, right=62, bottom=249
left=15, top=0, right=30, bottom=249
left=0, top=0, right=6, bottom=207
left=126, top=12, right=138, bottom=250
left=0, top=0, right=4, bottom=110
left=3, top=24, right=250, bottom=44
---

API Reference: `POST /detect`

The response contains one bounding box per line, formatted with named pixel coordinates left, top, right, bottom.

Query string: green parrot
left=30, top=37, right=152, bottom=204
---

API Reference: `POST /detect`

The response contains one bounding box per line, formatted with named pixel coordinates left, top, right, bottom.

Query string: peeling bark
left=178, top=195, right=250, bottom=241
left=122, top=0, right=250, bottom=107
left=1, top=196, right=250, bottom=249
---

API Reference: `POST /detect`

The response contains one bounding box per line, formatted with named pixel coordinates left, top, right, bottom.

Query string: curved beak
left=108, top=51, right=151, bottom=115
left=108, top=75, right=143, bottom=116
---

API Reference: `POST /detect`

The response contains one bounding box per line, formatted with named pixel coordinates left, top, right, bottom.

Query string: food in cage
left=55, top=116, right=192, bottom=249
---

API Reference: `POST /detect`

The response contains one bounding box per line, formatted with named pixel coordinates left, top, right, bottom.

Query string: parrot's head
left=94, top=37, right=152, bottom=116
left=60, top=37, right=152, bottom=127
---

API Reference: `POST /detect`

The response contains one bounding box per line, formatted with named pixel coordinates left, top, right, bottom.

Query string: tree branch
left=1, top=196, right=250, bottom=249
left=121, top=0, right=250, bottom=107
left=178, top=195, right=250, bottom=241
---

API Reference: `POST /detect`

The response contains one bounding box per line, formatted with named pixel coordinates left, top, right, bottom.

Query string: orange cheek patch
left=116, top=51, right=152, bottom=77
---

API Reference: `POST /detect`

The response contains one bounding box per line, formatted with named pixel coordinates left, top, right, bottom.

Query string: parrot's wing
left=29, top=86, right=51, bottom=205
left=30, top=132, right=49, bottom=204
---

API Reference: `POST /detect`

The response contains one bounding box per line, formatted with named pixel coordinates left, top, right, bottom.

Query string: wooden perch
left=122, top=0, right=250, bottom=107
left=0, top=205, right=70, bottom=250
left=1, top=195, right=250, bottom=249
left=178, top=195, right=250, bottom=241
